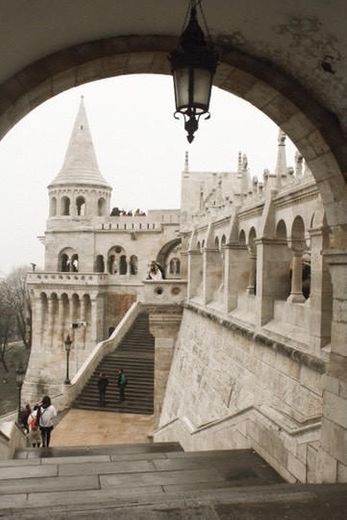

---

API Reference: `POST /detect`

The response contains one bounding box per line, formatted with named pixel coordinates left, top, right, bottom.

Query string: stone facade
left=155, top=133, right=347, bottom=484
left=23, top=99, right=181, bottom=402
left=23, top=99, right=347, bottom=485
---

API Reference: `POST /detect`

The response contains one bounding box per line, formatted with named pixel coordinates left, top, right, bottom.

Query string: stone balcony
left=26, top=272, right=109, bottom=287
left=141, top=279, right=187, bottom=305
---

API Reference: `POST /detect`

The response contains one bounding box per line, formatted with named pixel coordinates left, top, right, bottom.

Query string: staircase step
left=72, top=312, right=155, bottom=414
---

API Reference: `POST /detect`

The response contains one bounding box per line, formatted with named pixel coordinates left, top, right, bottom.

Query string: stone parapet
left=142, top=280, right=187, bottom=306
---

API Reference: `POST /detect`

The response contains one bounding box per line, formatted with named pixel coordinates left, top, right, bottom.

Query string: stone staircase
left=0, top=443, right=346, bottom=519
left=73, top=312, right=154, bottom=414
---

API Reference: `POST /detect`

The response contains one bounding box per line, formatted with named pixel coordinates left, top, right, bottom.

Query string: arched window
left=221, top=235, right=226, bottom=247
left=71, top=254, right=79, bottom=272
left=50, top=197, right=57, bottom=217
left=108, top=254, right=116, bottom=274
left=61, top=196, right=70, bottom=216
left=60, top=253, right=70, bottom=272
left=215, top=236, right=220, bottom=250
left=130, top=255, right=138, bottom=275
left=119, top=255, right=127, bottom=275
left=76, top=196, right=86, bottom=216
left=169, top=257, right=181, bottom=275
left=95, top=255, right=105, bottom=273
left=239, top=230, right=246, bottom=245
left=98, top=197, right=106, bottom=216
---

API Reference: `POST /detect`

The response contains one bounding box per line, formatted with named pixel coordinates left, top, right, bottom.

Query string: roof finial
left=274, top=129, right=287, bottom=178
left=237, top=151, right=242, bottom=177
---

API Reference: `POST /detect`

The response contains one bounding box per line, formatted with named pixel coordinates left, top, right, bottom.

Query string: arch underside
left=0, top=35, right=346, bottom=228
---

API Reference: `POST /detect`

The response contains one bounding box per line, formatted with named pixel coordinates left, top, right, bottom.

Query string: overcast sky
left=0, top=74, right=296, bottom=275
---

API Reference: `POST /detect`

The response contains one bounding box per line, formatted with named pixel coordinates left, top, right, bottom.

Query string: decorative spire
left=274, top=129, right=287, bottom=178
left=49, top=97, right=110, bottom=187
left=184, top=150, right=189, bottom=172
left=237, top=151, right=242, bottom=177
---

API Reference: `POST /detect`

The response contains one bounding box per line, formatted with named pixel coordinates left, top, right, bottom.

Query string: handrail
left=155, top=404, right=321, bottom=439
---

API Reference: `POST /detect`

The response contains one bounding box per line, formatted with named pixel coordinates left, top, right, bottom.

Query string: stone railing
left=61, top=301, right=142, bottom=408
left=0, top=419, right=27, bottom=460
left=154, top=404, right=321, bottom=483
left=27, top=272, right=109, bottom=286
left=141, top=279, right=187, bottom=305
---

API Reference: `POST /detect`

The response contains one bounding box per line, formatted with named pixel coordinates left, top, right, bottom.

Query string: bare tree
left=0, top=286, right=16, bottom=371
left=2, top=266, right=32, bottom=350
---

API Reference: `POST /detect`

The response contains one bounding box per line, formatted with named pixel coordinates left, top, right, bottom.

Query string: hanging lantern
left=169, top=1, right=219, bottom=143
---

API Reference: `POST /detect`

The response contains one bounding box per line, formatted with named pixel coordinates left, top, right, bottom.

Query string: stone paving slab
left=59, top=459, right=155, bottom=476
left=0, top=464, right=57, bottom=480
left=165, top=449, right=249, bottom=458
left=0, top=493, right=28, bottom=509
left=26, top=485, right=165, bottom=508
left=0, top=458, right=41, bottom=467
left=0, top=474, right=99, bottom=495
left=15, top=442, right=182, bottom=459
left=42, top=454, right=111, bottom=465
left=109, top=451, right=168, bottom=462
left=101, top=467, right=223, bottom=489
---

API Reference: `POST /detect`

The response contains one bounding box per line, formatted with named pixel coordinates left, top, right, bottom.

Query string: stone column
left=309, top=227, right=333, bottom=351
left=223, top=243, right=249, bottom=312
left=246, top=248, right=256, bottom=295
left=187, top=250, right=202, bottom=299
left=90, top=297, right=98, bottom=345
left=287, top=250, right=306, bottom=303
left=202, top=247, right=222, bottom=305
left=57, top=295, right=65, bottom=346
left=318, top=249, right=347, bottom=482
left=149, top=310, right=182, bottom=427
left=80, top=296, right=87, bottom=348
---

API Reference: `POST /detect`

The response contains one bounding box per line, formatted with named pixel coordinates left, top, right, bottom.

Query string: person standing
left=27, top=404, right=41, bottom=447
left=97, top=372, right=109, bottom=407
left=117, top=368, right=127, bottom=403
left=38, top=395, right=57, bottom=448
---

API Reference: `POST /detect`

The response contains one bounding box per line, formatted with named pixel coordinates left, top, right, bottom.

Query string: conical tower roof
left=49, top=97, right=111, bottom=188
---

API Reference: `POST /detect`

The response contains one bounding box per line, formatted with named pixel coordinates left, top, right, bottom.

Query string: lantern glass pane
left=193, top=68, right=212, bottom=112
left=174, top=68, right=189, bottom=112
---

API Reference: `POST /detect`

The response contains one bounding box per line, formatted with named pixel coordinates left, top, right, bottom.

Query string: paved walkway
left=51, top=409, right=154, bottom=447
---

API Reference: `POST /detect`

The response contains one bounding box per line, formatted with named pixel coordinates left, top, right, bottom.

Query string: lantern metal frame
left=169, top=0, right=219, bottom=143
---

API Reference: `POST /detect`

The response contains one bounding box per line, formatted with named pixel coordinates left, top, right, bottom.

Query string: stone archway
left=0, top=35, right=346, bottom=229
left=2, top=34, right=347, bottom=482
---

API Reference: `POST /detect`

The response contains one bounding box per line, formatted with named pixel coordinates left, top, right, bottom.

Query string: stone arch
left=215, top=236, right=219, bottom=250
left=169, top=257, right=180, bottom=275
left=130, top=255, right=138, bottom=275
left=107, top=245, right=126, bottom=274
left=221, top=234, right=226, bottom=247
left=156, top=237, right=181, bottom=277
left=61, top=196, right=70, bottom=216
left=248, top=227, right=257, bottom=248
left=0, top=36, right=345, bottom=228
left=95, top=254, right=105, bottom=273
left=291, top=215, right=306, bottom=251
left=76, top=196, right=86, bottom=216
left=58, top=247, right=77, bottom=272
left=276, top=219, right=287, bottom=240
left=239, top=230, right=246, bottom=245
left=49, top=196, right=57, bottom=217
left=98, top=197, right=106, bottom=216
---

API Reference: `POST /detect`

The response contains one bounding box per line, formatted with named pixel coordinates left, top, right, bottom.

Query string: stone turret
left=47, top=97, right=112, bottom=219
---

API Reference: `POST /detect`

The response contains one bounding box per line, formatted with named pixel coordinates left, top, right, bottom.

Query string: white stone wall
left=157, top=306, right=324, bottom=482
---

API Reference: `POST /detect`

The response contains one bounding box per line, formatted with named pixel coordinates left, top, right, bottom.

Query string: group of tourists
left=19, top=395, right=57, bottom=448
left=97, top=369, right=127, bottom=407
